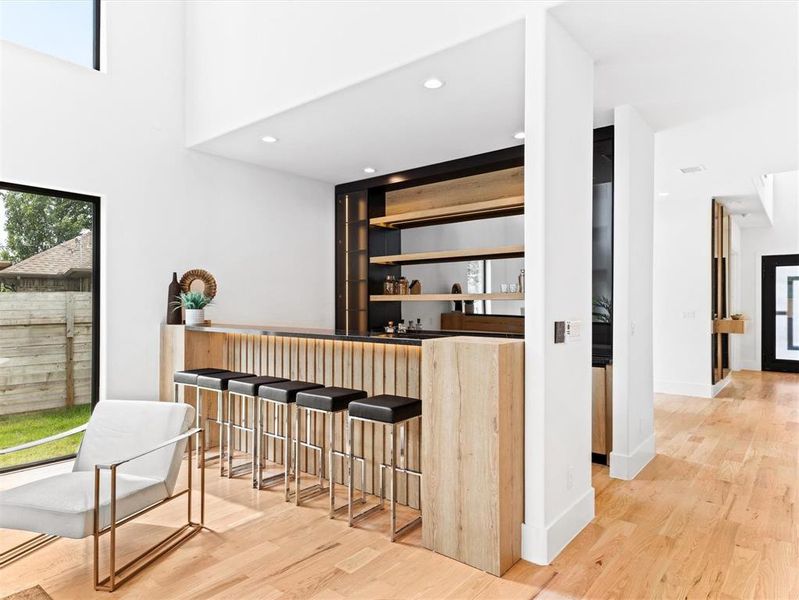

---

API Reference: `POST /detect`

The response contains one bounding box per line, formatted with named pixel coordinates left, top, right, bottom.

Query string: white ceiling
left=192, top=21, right=525, bottom=184
left=553, top=0, right=798, bottom=131
left=193, top=0, right=797, bottom=217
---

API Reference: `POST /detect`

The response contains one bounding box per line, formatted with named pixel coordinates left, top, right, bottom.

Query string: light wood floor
left=1, top=370, right=797, bottom=599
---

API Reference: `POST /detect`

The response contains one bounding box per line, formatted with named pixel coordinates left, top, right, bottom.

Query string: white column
left=611, top=105, right=656, bottom=480
left=522, top=11, right=595, bottom=565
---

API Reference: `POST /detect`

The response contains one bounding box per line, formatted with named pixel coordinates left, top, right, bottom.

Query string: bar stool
left=226, top=375, right=288, bottom=481
left=347, top=394, right=422, bottom=541
left=294, top=386, right=366, bottom=517
left=173, top=368, right=229, bottom=403
left=195, top=371, right=254, bottom=474
left=257, top=380, right=323, bottom=500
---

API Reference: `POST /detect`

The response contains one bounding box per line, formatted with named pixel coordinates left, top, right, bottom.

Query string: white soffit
left=191, top=21, right=525, bottom=184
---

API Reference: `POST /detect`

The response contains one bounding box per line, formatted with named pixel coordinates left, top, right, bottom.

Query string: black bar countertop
left=186, top=322, right=524, bottom=347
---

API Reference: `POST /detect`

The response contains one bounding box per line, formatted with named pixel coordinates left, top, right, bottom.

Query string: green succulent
left=171, top=291, right=212, bottom=311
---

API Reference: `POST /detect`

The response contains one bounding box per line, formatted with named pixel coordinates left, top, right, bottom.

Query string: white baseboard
left=711, top=375, right=730, bottom=397
left=610, top=433, right=655, bottom=480
left=654, top=379, right=712, bottom=398
left=521, top=486, right=595, bottom=565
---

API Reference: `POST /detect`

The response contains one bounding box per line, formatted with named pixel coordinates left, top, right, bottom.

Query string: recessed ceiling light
left=363, top=167, right=376, bottom=174
left=513, top=131, right=525, bottom=140
left=679, top=164, right=706, bottom=174
left=658, top=192, right=670, bottom=197
left=423, top=78, right=444, bottom=89
left=261, top=135, right=278, bottom=143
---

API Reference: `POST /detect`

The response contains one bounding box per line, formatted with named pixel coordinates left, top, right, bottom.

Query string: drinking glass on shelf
left=509, top=284, right=518, bottom=293
left=500, top=284, right=509, bottom=293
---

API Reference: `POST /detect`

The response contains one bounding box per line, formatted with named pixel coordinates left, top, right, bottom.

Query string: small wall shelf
left=370, top=244, right=524, bottom=266
left=370, top=293, right=524, bottom=302
left=713, top=319, right=746, bottom=334
left=369, top=196, right=524, bottom=229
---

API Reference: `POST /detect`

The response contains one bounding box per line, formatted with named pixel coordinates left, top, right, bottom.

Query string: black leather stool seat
left=296, top=387, right=366, bottom=413
left=348, top=395, right=422, bottom=424
left=174, top=368, right=229, bottom=385
left=259, top=381, right=323, bottom=403
left=228, top=375, right=288, bottom=396
left=196, top=371, right=255, bottom=390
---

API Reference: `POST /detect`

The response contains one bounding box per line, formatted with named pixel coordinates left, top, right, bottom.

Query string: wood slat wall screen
left=222, top=334, right=422, bottom=509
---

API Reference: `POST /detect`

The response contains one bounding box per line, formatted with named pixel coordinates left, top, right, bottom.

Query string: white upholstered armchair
left=0, top=400, right=205, bottom=592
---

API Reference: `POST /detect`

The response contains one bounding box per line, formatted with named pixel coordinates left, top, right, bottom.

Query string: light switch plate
left=565, top=320, right=582, bottom=343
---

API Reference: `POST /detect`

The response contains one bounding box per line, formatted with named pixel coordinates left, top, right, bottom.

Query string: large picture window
left=0, top=0, right=100, bottom=70
left=0, top=183, right=100, bottom=471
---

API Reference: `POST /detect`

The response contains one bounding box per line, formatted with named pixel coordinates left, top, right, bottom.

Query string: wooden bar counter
left=159, top=324, right=525, bottom=574
left=421, top=336, right=524, bottom=576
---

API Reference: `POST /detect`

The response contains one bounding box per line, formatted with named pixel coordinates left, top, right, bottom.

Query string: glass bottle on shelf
left=384, top=275, right=396, bottom=295
left=416, top=318, right=423, bottom=331
left=398, top=276, right=409, bottom=295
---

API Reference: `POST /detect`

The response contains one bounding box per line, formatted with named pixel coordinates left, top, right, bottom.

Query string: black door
left=762, top=254, right=799, bottom=373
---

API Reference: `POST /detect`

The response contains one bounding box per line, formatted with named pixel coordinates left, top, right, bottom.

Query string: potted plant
left=171, top=291, right=212, bottom=325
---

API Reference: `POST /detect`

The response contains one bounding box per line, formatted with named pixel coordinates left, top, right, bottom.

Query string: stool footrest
left=394, top=515, right=422, bottom=539
left=259, top=470, right=291, bottom=488
left=350, top=502, right=384, bottom=525
left=378, top=464, right=422, bottom=478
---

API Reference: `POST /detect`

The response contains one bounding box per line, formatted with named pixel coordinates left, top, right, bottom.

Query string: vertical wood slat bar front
left=172, top=329, right=421, bottom=508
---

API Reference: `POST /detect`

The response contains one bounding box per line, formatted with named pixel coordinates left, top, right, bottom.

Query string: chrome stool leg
left=348, top=414, right=422, bottom=540
left=255, top=399, right=296, bottom=499
left=292, top=405, right=355, bottom=514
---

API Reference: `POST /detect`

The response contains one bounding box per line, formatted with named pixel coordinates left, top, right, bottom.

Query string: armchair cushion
left=0, top=471, right=167, bottom=539
left=73, top=400, right=194, bottom=496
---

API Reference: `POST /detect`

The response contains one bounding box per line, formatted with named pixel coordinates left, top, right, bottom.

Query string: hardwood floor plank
left=0, top=370, right=796, bottom=599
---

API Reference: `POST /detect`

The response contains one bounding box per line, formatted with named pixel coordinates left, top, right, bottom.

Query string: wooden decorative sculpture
left=179, top=269, right=217, bottom=299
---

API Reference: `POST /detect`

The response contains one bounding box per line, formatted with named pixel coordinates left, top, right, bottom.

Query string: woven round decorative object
left=179, top=269, right=217, bottom=299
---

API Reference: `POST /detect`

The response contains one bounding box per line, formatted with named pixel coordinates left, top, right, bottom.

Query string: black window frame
left=0, top=181, right=101, bottom=473
left=93, top=0, right=101, bottom=71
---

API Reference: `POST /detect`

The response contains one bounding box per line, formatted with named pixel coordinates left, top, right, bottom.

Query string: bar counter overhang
left=159, top=322, right=524, bottom=576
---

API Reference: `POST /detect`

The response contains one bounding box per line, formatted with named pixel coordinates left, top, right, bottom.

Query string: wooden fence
left=0, top=292, right=92, bottom=416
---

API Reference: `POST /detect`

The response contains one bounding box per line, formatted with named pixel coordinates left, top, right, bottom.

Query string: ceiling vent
left=679, top=164, right=706, bottom=174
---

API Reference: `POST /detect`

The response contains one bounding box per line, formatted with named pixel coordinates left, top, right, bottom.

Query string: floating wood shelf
left=370, top=244, right=524, bottom=266
left=370, top=293, right=524, bottom=302
left=369, top=196, right=524, bottom=229
left=713, top=319, right=746, bottom=334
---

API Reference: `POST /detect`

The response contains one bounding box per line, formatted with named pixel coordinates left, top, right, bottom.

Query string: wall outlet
left=682, top=310, right=696, bottom=320
left=567, top=466, right=574, bottom=490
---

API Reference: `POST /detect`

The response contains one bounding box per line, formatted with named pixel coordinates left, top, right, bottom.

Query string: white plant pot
left=185, top=308, right=205, bottom=325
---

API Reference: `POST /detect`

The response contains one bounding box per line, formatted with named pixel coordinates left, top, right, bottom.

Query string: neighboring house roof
left=0, top=231, right=92, bottom=278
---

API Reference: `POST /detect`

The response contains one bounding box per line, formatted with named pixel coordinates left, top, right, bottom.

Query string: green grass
left=0, top=404, right=91, bottom=469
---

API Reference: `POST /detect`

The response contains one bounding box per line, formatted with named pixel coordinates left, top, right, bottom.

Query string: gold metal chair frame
left=0, top=424, right=205, bottom=593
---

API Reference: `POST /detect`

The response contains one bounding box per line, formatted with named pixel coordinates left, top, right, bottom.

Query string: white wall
left=653, top=195, right=712, bottom=395
left=0, top=1, right=334, bottom=401
left=734, top=170, right=799, bottom=371
left=653, top=95, right=798, bottom=395
left=611, top=105, right=655, bottom=480
left=522, top=12, right=594, bottom=565
left=184, top=1, right=536, bottom=146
